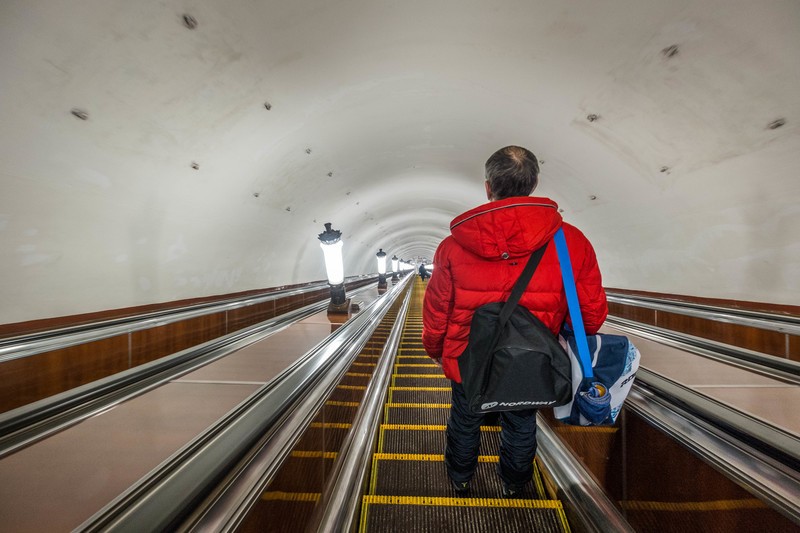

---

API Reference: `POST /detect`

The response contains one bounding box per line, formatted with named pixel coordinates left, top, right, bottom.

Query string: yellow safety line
left=373, top=453, right=499, bottom=463
left=261, top=491, right=320, bottom=502
left=620, top=499, right=768, bottom=512
left=554, top=426, right=618, bottom=434
left=395, top=355, right=431, bottom=359
left=337, top=385, right=367, bottom=390
left=310, top=422, right=352, bottom=429
left=344, top=372, right=373, bottom=377
left=385, top=403, right=450, bottom=408
left=380, top=424, right=501, bottom=432
left=361, top=495, right=563, bottom=509
left=532, top=461, right=546, bottom=499
left=389, top=386, right=450, bottom=391
left=391, top=374, right=448, bottom=379
left=326, top=400, right=360, bottom=407
left=352, top=362, right=377, bottom=367
left=291, top=451, right=338, bottom=459
left=394, top=363, right=439, bottom=368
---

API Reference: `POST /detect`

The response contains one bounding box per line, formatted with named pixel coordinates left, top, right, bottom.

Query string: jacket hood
left=449, top=196, right=562, bottom=259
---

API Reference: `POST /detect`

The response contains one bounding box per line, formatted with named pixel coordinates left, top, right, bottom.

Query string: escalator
left=360, top=282, right=570, bottom=531
left=230, top=276, right=798, bottom=532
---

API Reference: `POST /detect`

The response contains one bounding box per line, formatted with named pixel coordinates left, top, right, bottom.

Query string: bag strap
left=553, top=227, right=594, bottom=381
left=497, top=243, right=548, bottom=328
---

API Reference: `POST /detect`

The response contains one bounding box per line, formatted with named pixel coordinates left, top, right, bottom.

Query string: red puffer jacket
left=422, top=196, right=608, bottom=383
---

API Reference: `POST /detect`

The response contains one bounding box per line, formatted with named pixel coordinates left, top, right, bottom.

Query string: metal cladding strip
left=606, top=317, right=800, bottom=382
left=0, top=275, right=376, bottom=361
left=0, top=284, right=371, bottom=456
left=306, top=283, right=413, bottom=533
left=75, top=277, right=411, bottom=533
left=180, top=276, right=413, bottom=532
left=635, top=368, right=800, bottom=467
left=535, top=416, right=637, bottom=533
left=605, top=293, right=800, bottom=336
left=627, top=386, right=800, bottom=525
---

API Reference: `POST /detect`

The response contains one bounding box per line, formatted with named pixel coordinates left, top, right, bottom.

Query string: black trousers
left=444, top=381, right=538, bottom=489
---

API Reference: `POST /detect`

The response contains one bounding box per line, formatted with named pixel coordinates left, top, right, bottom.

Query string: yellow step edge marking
left=337, top=385, right=367, bottom=390
left=389, top=386, right=450, bottom=391
left=310, top=422, right=352, bottom=429
left=394, top=364, right=439, bottom=368
left=373, top=453, right=499, bottom=463
left=362, top=495, right=562, bottom=509
left=555, top=426, right=618, bottom=434
left=621, top=499, right=768, bottom=512
left=344, top=372, right=373, bottom=377
left=291, top=451, right=338, bottom=459
left=391, top=374, right=447, bottom=379
left=380, top=424, right=501, bottom=432
left=385, top=403, right=450, bottom=409
left=262, top=491, right=320, bottom=502
left=326, top=400, right=360, bottom=407
left=352, top=362, right=377, bottom=367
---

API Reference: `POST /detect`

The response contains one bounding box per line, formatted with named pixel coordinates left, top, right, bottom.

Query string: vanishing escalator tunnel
left=235, top=278, right=797, bottom=533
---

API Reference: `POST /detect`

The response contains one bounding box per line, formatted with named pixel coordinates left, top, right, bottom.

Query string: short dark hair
left=484, top=146, right=539, bottom=199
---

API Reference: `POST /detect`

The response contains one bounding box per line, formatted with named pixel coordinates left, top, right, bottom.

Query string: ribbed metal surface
left=384, top=406, right=449, bottom=425
left=388, top=389, right=451, bottom=403
left=362, top=501, right=567, bottom=533
left=380, top=426, right=501, bottom=455
left=371, top=459, right=543, bottom=499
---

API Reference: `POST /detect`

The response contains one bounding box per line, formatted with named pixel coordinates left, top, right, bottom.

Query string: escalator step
left=393, top=364, right=443, bottom=375
left=392, top=375, right=449, bottom=388
left=378, top=425, right=501, bottom=455
left=388, top=388, right=450, bottom=403
left=369, top=454, right=545, bottom=499
left=385, top=405, right=449, bottom=425
left=360, top=496, right=569, bottom=533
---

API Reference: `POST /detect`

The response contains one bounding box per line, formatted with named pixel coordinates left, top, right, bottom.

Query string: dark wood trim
left=0, top=279, right=334, bottom=338
left=606, top=287, right=800, bottom=317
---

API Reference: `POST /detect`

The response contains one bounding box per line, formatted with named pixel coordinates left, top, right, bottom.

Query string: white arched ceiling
left=1, top=0, right=798, bottom=324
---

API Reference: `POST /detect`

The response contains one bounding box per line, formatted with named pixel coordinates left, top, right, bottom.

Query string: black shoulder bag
left=457, top=242, right=572, bottom=413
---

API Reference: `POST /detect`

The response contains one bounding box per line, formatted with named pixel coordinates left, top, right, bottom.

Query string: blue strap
left=553, top=228, right=594, bottom=380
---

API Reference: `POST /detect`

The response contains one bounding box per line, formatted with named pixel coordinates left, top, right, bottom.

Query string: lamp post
left=376, top=248, right=387, bottom=292
left=318, top=223, right=349, bottom=313
left=391, top=255, right=399, bottom=282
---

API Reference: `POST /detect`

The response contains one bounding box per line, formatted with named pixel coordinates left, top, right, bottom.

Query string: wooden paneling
left=789, top=335, right=799, bottom=362
left=0, top=335, right=129, bottom=413
left=608, top=302, right=656, bottom=325
left=606, top=287, right=800, bottom=316
left=130, top=313, right=226, bottom=366
left=0, top=278, right=376, bottom=414
left=620, top=411, right=795, bottom=533
left=227, top=301, right=276, bottom=333
left=656, top=311, right=788, bottom=358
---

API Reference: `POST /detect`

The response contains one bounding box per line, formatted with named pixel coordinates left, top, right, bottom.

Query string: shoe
left=450, top=478, right=470, bottom=495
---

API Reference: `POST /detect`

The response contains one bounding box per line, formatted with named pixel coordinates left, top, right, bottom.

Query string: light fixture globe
left=391, top=255, right=399, bottom=281
left=376, top=248, right=388, bottom=291
left=318, top=223, right=348, bottom=312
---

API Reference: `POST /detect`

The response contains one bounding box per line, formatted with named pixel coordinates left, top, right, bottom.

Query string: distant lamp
left=391, top=255, right=399, bottom=281
left=376, top=248, right=387, bottom=291
left=318, top=223, right=349, bottom=313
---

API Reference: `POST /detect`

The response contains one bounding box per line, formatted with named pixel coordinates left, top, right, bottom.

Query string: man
left=422, top=145, right=608, bottom=497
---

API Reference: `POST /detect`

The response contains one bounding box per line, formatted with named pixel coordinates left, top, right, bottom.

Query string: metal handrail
left=635, top=369, right=799, bottom=471
left=306, top=280, right=413, bottom=533
left=535, top=417, right=636, bottom=533
left=606, top=317, right=800, bottom=382
left=628, top=383, right=800, bottom=525
left=76, top=277, right=411, bottom=532
left=0, top=287, right=372, bottom=457
left=0, top=275, right=375, bottom=362
left=606, top=292, right=800, bottom=336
